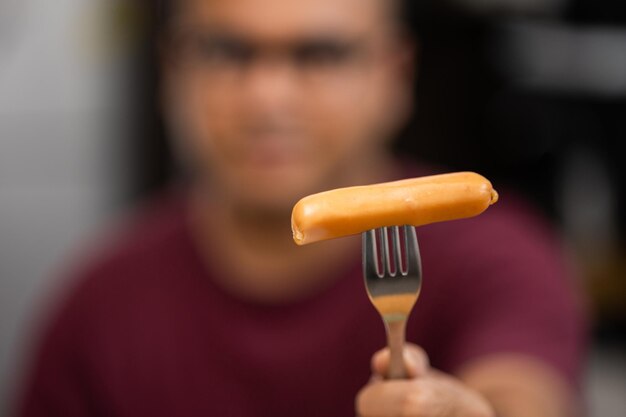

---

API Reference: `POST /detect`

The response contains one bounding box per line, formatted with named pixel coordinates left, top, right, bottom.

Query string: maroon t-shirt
left=14, top=187, right=586, bottom=417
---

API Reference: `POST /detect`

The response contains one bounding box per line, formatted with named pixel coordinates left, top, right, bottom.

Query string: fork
left=363, top=225, right=422, bottom=379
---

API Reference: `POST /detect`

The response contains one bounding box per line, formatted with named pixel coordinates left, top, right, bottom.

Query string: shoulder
left=402, top=161, right=566, bottom=269
left=85, top=189, right=189, bottom=273
left=99, top=190, right=189, bottom=264
left=434, top=187, right=561, bottom=252
left=14, top=191, right=197, bottom=415
left=429, top=187, right=567, bottom=276
left=48, top=189, right=194, bottom=323
left=417, top=184, right=576, bottom=302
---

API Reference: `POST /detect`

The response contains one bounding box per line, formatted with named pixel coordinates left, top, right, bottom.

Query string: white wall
left=0, top=0, right=135, bottom=413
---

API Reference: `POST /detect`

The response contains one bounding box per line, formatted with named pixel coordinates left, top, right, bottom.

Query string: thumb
left=371, top=343, right=430, bottom=379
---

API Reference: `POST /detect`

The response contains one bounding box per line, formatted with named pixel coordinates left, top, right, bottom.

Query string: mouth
left=238, top=127, right=309, bottom=167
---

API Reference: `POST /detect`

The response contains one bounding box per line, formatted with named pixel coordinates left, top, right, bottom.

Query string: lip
left=239, top=132, right=308, bottom=166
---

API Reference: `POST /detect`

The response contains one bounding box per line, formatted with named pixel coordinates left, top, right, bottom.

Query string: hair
left=156, top=0, right=173, bottom=29
left=156, top=0, right=415, bottom=33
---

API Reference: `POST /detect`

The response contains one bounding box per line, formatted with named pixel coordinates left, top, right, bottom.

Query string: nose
left=241, top=57, right=300, bottom=110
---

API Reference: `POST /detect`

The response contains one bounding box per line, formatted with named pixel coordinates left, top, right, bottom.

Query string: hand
left=356, top=344, right=495, bottom=417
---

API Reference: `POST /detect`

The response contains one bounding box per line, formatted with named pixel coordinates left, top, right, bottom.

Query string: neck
left=189, top=153, right=399, bottom=302
left=225, top=203, right=295, bottom=254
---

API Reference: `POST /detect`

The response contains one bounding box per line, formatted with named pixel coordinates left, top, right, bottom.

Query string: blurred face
left=163, top=0, right=413, bottom=212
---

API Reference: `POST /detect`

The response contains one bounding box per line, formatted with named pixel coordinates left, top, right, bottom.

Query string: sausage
left=291, top=172, right=499, bottom=245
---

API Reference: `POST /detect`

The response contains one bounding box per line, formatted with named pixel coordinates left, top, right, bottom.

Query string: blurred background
left=1, top=0, right=624, bottom=415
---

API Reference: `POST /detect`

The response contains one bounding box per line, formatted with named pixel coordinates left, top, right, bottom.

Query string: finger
left=356, top=380, right=420, bottom=417
left=369, top=373, right=383, bottom=384
left=371, top=344, right=430, bottom=378
left=371, top=343, right=430, bottom=379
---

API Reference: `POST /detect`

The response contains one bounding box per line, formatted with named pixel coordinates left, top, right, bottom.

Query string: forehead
left=172, top=0, right=394, bottom=38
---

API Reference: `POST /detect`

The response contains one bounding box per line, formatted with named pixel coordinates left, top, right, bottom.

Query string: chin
left=228, top=172, right=321, bottom=214
left=233, top=189, right=300, bottom=215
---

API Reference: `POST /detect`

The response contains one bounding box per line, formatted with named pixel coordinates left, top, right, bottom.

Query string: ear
left=157, top=28, right=177, bottom=80
left=395, top=34, right=418, bottom=90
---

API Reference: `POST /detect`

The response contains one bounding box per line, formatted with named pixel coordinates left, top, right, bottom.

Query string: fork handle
left=385, top=319, right=407, bottom=379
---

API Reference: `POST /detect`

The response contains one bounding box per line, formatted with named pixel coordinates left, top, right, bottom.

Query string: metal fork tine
left=391, top=226, right=403, bottom=276
left=381, top=227, right=392, bottom=276
left=404, top=225, right=421, bottom=275
left=363, top=229, right=382, bottom=278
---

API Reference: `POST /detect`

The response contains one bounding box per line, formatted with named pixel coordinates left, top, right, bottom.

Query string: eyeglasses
left=166, top=29, right=391, bottom=87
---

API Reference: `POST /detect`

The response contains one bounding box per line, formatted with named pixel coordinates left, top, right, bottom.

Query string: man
left=15, top=0, right=585, bottom=416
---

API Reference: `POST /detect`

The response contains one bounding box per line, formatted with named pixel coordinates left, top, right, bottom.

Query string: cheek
left=192, top=84, right=229, bottom=138
left=308, top=72, right=394, bottom=151
left=172, top=77, right=239, bottom=160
